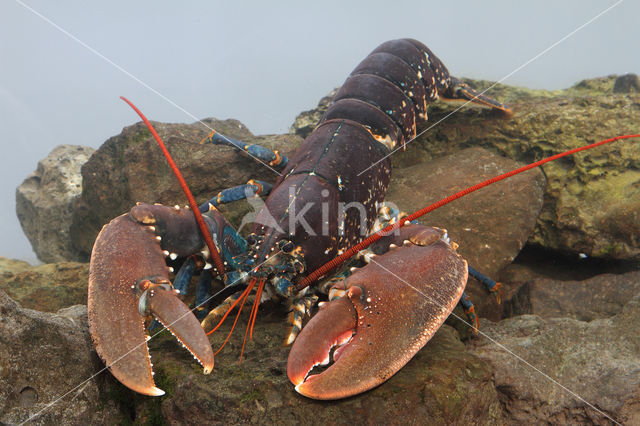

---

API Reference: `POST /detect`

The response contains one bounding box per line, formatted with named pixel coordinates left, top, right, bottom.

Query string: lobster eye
left=282, top=241, right=294, bottom=253
left=246, top=234, right=257, bottom=246
left=278, top=240, right=294, bottom=253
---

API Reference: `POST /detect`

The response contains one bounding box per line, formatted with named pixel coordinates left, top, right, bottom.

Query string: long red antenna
left=212, top=278, right=256, bottom=355
left=297, top=134, right=639, bottom=290
left=120, top=96, right=226, bottom=277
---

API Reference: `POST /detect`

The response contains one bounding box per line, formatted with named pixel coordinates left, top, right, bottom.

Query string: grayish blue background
left=1, top=0, right=638, bottom=263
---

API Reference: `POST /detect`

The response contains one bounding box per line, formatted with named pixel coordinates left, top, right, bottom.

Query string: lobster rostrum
left=88, top=38, right=634, bottom=400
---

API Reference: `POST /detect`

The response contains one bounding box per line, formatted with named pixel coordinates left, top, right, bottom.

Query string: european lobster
left=87, top=38, right=633, bottom=400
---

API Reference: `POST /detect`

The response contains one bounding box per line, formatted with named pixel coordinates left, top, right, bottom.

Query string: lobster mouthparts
left=88, top=210, right=214, bottom=396
left=288, top=236, right=467, bottom=400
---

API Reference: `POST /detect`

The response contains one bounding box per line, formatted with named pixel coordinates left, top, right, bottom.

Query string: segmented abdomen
left=256, top=39, right=452, bottom=272
left=324, top=38, right=450, bottom=149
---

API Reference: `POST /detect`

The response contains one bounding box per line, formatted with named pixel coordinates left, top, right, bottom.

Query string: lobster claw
left=288, top=226, right=467, bottom=399
left=88, top=205, right=215, bottom=396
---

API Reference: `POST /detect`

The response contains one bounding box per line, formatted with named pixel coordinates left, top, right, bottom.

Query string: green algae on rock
left=293, top=75, right=640, bottom=260
left=0, top=257, right=88, bottom=312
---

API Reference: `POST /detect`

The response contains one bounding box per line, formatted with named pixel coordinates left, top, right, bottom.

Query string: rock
left=412, top=78, right=640, bottom=261
left=290, top=88, right=339, bottom=138
left=0, top=257, right=31, bottom=276
left=0, top=256, right=501, bottom=423
left=70, top=119, right=303, bottom=260
left=613, top=73, right=640, bottom=93
left=13, top=74, right=640, bottom=423
left=129, top=309, right=503, bottom=424
left=299, top=77, right=640, bottom=260
left=498, top=244, right=640, bottom=283
left=22, top=77, right=639, bottom=263
left=0, top=290, right=122, bottom=424
left=386, top=147, right=546, bottom=320
left=503, top=269, right=640, bottom=321
left=16, top=145, right=95, bottom=263
left=0, top=257, right=88, bottom=312
left=469, top=294, right=640, bottom=424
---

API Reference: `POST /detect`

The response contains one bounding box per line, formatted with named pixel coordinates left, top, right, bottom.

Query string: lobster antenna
left=120, top=96, right=226, bottom=276
left=239, top=278, right=266, bottom=363
left=297, top=134, right=640, bottom=290
left=212, top=278, right=256, bottom=356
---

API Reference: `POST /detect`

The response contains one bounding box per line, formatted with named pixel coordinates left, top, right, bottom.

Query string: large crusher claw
left=88, top=204, right=215, bottom=396
left=287, top=225, right=468, bottom=400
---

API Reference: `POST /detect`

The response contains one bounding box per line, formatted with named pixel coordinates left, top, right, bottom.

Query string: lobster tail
left=324, top=38, right=509, bottom=151
left=321, top=38, right=440, bottom=152
left=255, top=39, right=510, bottom=276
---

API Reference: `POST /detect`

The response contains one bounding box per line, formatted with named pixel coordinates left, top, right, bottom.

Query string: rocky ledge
left=1, top=260, right=638, bottom=424
left=16, top=76, right=640, bottom=264
left=8, top=74, right=640, bottom=424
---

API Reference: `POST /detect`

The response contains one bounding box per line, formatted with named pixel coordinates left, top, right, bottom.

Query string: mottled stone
left=470, top=294, right=640, bottom=424
left=16, top=145, right=95, bottom=262
left=613, top=73, right=640, bottom=93
left=70, top=118, right=302, bottom=260
left=386, top=147, right=546, bottom=320
left=0, top=290, right=123, bottom=425
left=410, top=78, right=640, bottom=261
left=504, top=269, right=640, bottom=321
left=0, top=257, right=31, bottom=276
left=290, top=88, right=338, bottom=138
left=0, top=257, right=88, bottom=312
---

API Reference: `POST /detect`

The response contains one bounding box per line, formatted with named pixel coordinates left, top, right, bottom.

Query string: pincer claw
left=88, top=207, right=214, bottom=396
left=287, top=226, right=468, bottom=400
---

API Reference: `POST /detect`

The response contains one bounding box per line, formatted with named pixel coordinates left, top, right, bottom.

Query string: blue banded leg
left=285, top=289, right=318, bottom=346
left=284, top=266, right=355, bottom=345
left=150, top=257, right=198, bottom=331
left=459, top=292, right=479, bottom=333
left=194, top=271, right=213, bottom=321
left=468, top=265, right=502, bottom=304
left=201, top=130, right=288, bottom=169
left=199, top=180, right=273, bottom=213
left=173, top=257, right=197, bottom=296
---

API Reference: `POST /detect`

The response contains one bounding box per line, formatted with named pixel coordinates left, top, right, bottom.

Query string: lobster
left=87, top=38, right=633, bottom=400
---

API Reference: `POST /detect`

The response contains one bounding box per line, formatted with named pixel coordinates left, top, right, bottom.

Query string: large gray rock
left=134, top=314, right=504, bottom=424
left=387, top=147, right=546, bottom=321
left=70, top=118, right=302, bottom=260
left=0, top=290, right=122, bottom=424
left=470, top=293, right=640, bottom=424
left=504, top=269, right=640, bottom=321
left=16, top=145, right=95, bottom=263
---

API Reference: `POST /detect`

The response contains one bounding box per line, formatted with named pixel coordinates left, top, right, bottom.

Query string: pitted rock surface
left=70, top=118, right=302, bottom=260
left=470, top=294, right=640, bottom=425
left=16, top=145, right=95, bottom=262
left=0, top=290, right=122, bottom=425
left=386, top=147, right=546, bottom=321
